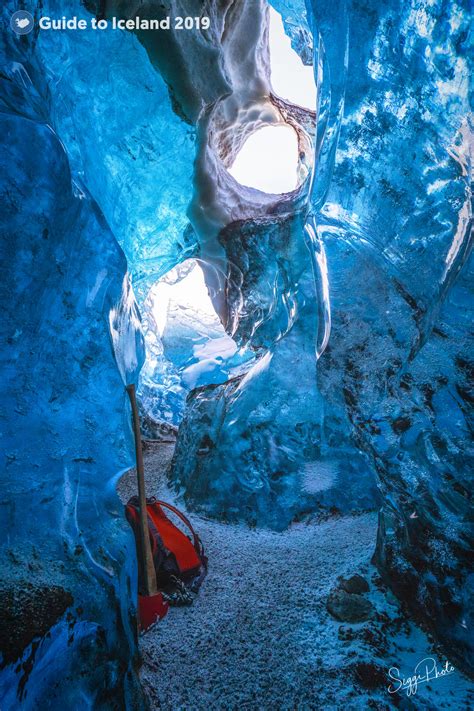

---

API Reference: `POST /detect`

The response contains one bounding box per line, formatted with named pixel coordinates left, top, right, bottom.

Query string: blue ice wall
left=171, top=211, right=378, bottom=528
left=32, top=0, right=200, bottom=427
left=0, top=9, right=146, bottom=707
left=18, top=0, right=374, bottom=531
left=307, top=0, right=473, bottom=674
left=163, top=0, right=379, bottom=528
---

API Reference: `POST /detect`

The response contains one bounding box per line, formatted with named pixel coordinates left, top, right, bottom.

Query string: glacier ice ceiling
left=0, top=0, right=472, bottom=707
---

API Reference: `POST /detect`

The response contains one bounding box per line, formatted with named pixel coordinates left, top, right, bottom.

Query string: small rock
left=327, top=589, right=373, bottom=623
left=338, top=625, right=356, bottom=641
left=340, top=574, right=370, bottom=595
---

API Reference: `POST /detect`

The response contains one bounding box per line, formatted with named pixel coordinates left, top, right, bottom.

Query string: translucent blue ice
left=306, top=0, right=473, bottom=674
left=1, top=0, right=472, bottom=705
left=0, top=26, right=146, bottom=711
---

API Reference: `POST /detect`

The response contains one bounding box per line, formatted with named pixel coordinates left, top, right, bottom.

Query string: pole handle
left=126, top=384, right=158, bottom=596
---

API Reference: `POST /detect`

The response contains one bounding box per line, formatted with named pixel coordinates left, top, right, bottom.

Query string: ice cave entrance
left=228, top=124, right=299, bottom=194
left=150, top=260, right=245, bottom=392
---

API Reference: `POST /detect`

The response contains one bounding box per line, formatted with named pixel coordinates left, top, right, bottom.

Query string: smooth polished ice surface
left=0, top=11, right=145, bottom=706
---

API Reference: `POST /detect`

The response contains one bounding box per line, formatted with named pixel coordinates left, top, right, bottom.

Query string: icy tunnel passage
left=131, top=1, right=362, bottom=535
left=1, top=0, right=473, bottom=707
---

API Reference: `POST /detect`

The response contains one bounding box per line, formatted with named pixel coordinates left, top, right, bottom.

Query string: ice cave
left=0, top=0, right=472, bottom=708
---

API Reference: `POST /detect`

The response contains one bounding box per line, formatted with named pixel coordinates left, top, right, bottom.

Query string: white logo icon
left=10, top=11, right=34, bottom=35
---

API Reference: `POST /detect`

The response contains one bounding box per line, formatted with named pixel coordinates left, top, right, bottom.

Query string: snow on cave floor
left=118, top=443, right=473, bottom=710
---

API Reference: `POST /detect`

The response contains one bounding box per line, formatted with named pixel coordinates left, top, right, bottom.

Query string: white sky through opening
left=227, top=7, right=316, bottom=194
left=228, top=124, right=299, bottom=194
left=268, top=7, right=317, bottom=110
left=151, top=261, right=218, bottom=337
left=150, top=261, right=242, bottom=389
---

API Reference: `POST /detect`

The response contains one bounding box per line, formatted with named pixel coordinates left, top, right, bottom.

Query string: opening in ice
left=149, top=260, right=239, bottom=391
left=268, top=7, right=317, bottom=110
left=140, top=258, right=255, bottom=432
left=225, top=6, right=316, bottom=195
left=151, top=260, right=220, bottom=339
left=227, top=124, right=299, bottom=194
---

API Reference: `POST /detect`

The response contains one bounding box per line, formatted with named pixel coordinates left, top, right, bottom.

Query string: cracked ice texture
left=308, top=0, right=473, bottom=674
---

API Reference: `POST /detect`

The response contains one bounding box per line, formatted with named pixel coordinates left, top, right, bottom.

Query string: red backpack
left=125, top=496, right=207, bottom=601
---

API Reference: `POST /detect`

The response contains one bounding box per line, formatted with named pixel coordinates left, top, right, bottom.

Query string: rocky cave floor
left=118, top=443, right=473, bottom=710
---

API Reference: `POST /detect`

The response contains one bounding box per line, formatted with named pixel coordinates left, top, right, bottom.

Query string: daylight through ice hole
left=140, top=260, right=253, bottom=429
left=226, top=6, right=316, bottom=194
left=228, top=124, right=300, bottom=194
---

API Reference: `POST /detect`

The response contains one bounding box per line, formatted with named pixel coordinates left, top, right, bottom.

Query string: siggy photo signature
left=388, top=657, right=455, bottom=697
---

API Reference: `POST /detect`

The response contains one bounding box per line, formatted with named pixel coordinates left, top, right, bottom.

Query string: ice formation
left=0, top=0, right=472, bottom=706
left=0, top=31, right=145, bottom=708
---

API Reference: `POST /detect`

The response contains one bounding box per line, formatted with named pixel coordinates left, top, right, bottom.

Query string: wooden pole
left=126, top=384, right=158, bottom=596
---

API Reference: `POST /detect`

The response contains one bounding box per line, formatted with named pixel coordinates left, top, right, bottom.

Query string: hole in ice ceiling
left=268, top=7, right=317, bottom=111
left=227, top=124, right=299, bottom=194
